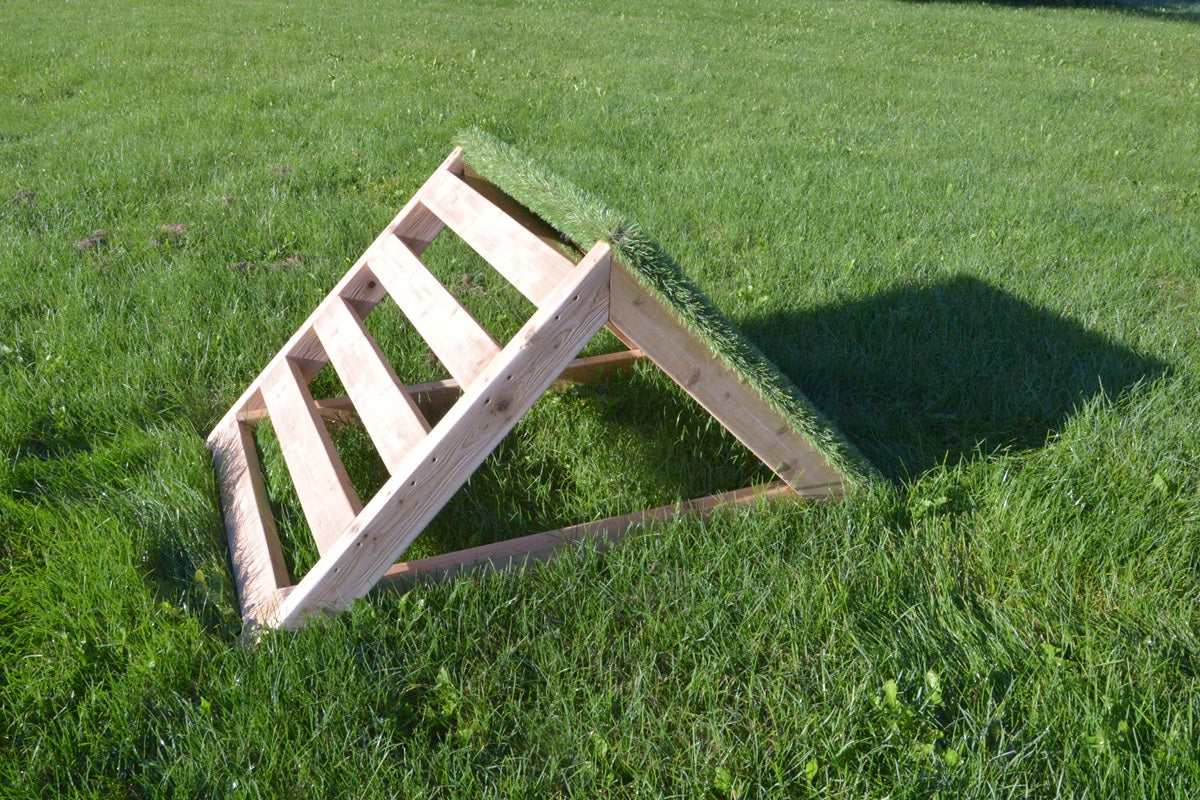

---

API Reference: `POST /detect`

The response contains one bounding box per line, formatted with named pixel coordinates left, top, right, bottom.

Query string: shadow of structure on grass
left=742, top=274, right=1168, bottom=480
left=899, top=0, right=1200, bottom=23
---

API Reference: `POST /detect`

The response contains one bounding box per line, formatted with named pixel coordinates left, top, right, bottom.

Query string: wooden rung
left=371, top=234, right=502, bottom=387
left=314, top=297, right=431, bottom=474
left=419, top=168, right=575, bottom=306
left=261, top=357, right=363, bottom=553
left=208, top=417, right=291, bottom=626
left=241, top=350, right=648, bottom=426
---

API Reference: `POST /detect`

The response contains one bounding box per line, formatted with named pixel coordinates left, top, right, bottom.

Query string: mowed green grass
left=1, top=0, right=1199, bottom=796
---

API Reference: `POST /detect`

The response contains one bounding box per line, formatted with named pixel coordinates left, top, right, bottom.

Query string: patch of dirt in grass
left=11, top=189, right=36, bottom=206
left=270, top=164, right=292, bottom=176
left=453, top=271, right=487, bottom=297
left=152, top=222, right=188, bottom=247
left=229, top=254, right=302, bottom=273
left=74, top=230, right=109, bottom=250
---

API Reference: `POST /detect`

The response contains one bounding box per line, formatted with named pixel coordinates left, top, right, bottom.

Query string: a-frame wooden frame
left=207, top=148, right=849, bottom=633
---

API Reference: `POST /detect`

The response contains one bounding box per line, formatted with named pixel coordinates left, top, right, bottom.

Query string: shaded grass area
left=744, top=274, right=1169, bottom=478
left=1, top=0, right=1199, bottom=796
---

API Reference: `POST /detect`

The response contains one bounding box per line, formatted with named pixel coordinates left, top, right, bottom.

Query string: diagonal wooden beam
left=370, top=234, right=502, bottom=388
left=314, top=297, right=431, bottom=474
left=208, top=148, right=464, bottom=431
left=420, top=168, right=575, bottom=305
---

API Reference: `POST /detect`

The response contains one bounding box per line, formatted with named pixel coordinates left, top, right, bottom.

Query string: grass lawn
left=2, top=0, right=1198, bottom=796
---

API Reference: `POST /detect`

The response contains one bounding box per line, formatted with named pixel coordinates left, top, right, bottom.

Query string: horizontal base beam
left=240, top=349, right=645, bottom=424
left=375, top=480, right=809, bottom=592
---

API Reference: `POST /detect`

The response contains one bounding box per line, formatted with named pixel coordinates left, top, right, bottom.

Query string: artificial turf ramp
left=456, top=128, right=882, bottom=489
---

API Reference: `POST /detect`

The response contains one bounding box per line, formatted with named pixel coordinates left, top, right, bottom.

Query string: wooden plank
left=241, top=350, right=648, bottom=425
left=395, top=149, right=464, bottom=253
left=552, top=348, right=644, bottom=385
left=314, top=297, right=431, bottom=474
left=264, top=242, right=613, bottom=629
left=419, top=168, right=575, bottom=306
left=261, top=357, right=363, bottom=554
left=371, top=234, right=502, bottom=387
left=208, top=418, right=291, bottom=629
left=460, top=165, right=584, bottom=259
left=378, top=481, right=796, bottom=591
left=608, top=261, right=846, bottom=497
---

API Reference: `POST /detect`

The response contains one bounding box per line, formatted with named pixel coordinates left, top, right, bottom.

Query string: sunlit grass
left=1, top=0, right=1198, bottom=796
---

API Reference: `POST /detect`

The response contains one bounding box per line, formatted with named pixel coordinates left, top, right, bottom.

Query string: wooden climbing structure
left=208, top=148, right=849, bottom=633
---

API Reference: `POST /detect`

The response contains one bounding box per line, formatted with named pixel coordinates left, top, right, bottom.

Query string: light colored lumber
left=208, top=418, right=290, bottom=628
left=394, top=149, right=464, bottom=252
left=261, top=357, right=363, bottom=553
left=239, top=350, right=649, bottom=426
left=313, top=297, right=431, bottom=473
left=460, top=165, right=583, bottom=258
left=456, top=164, right=637, bottom=352
left=419, top=168, right=574, bottom=306
left=608, top=261, right=845, bottom=498
left=379, top=481, right=796, bottom=591
left=371, top=234, right=502, bottom=387
left=264, top=242, right=613, bottom=628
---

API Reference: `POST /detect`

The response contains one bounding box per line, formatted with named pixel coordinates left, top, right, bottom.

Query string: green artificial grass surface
left=457, top=128, right=882, bottom=487
left=2, top=0, right=1199, bottom=796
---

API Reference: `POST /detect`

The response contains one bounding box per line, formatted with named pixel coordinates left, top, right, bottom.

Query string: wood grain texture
left=261, top=357, right=363, bottom=554
left=265, top=243, right=613, bottom=629
left=419, top=168, right=575, bottom=306
left=608, top=262, right=845, bottom=498
left=371, top=234, right=501, bottom=387
left=313, top=297, right=430, bottom=474
left=208, top=418, right=290, bottom=628
left=379, top=481, right=796, bottom=591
